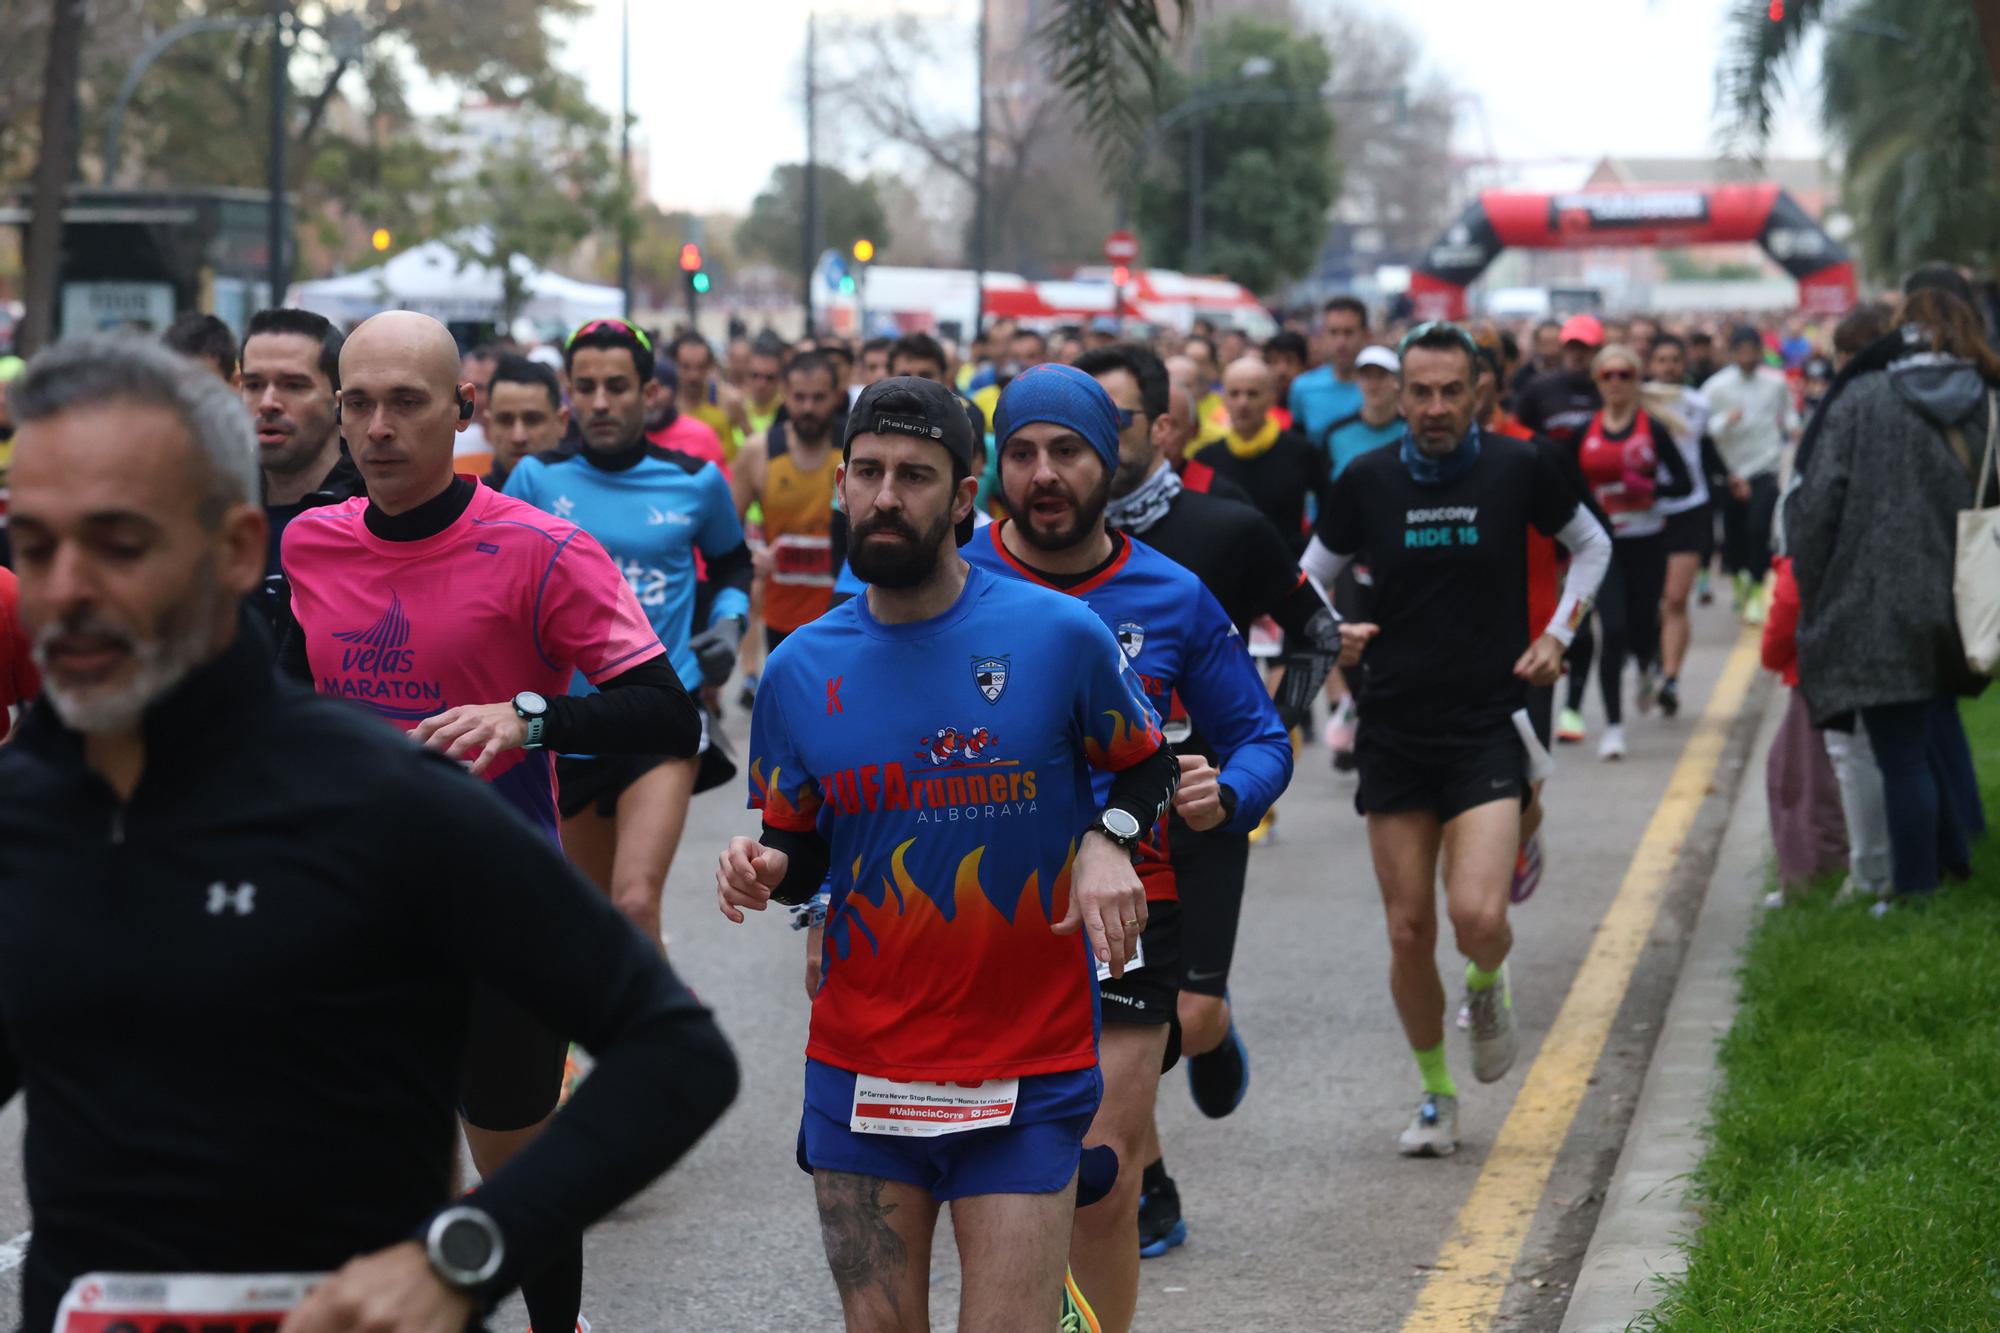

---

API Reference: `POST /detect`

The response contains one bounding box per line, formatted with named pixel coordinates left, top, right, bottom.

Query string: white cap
left=527, top=345, right=565, bottom=370
left=1355, top=345, right=1400, bottom=375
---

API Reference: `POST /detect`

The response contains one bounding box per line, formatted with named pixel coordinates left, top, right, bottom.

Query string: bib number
left=850, top=1076, right=1020, bottom=1137
left=55, top=1273, right=323, bottom=1333
left=1096, top=933, right=1145, bottom=983
left=770, top=533, right=834, bottom=586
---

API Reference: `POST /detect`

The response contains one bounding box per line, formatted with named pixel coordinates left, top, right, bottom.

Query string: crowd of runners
left=0, top=266, right=1976, bottom=1333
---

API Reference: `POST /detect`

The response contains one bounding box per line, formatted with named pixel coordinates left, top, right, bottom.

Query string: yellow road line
left=1400, top=629, right=1763, bottom=1332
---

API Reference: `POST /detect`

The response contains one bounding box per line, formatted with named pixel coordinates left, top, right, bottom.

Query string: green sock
left=1413, top=1042, right=1457, bottom=1097
left=1466, top=960, right=1503, bottom=993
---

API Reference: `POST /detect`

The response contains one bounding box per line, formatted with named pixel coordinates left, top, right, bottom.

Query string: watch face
left=514, top=691, right=548, bottom=716
left=1102, top=808, right=1142, bottom=841
left=439, top=1217, right=495, bottom=1273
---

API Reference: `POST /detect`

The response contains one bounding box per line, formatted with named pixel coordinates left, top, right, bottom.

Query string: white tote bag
left=1953, top=391, right=2000, bottom=675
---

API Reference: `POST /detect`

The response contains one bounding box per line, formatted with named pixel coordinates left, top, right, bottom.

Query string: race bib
left=1096, top=933, right=1145, bottom=983
left=770, top=533, right=835, bottom=586
left=850, top=1075, right=1020, bottom=1137
left=55, top=1272, right=323, bottom=1333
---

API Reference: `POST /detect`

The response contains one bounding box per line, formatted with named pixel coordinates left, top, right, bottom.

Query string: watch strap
left=523, top=714, right=546, bottom=749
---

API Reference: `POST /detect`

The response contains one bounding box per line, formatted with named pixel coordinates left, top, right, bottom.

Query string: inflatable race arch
left=1410, top=185, right=1856, bottom=319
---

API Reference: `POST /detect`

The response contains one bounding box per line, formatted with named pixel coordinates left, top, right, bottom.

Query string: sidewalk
left=1558, top=691, right=1782, bottom=1331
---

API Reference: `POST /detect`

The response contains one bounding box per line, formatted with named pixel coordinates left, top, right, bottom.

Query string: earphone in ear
left=457, top=393, right=475, bottom=422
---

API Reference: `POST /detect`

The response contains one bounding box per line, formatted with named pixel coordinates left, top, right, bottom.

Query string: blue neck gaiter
left=1400, top=423, right=1483, bottom=488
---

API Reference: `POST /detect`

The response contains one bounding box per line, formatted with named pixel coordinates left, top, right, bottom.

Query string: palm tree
left=1718, top=0, right=2000, bottom=277
left=1040, top=0, right=1194, bottom=153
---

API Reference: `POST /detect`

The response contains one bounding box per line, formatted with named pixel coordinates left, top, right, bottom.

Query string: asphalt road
left=0, top=598, right=1758, bottom=1333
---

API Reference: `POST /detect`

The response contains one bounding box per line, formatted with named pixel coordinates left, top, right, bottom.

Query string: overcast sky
left=552, top=0, right=1825, bottom=215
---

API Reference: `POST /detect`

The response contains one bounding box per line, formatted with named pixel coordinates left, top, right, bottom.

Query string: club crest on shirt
left=1116, top=621, right=1146, bottom=659
left=973, top=655, right=1009, bottom=703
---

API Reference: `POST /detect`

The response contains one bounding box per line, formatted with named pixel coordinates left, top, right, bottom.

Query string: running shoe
left=1137, top=1174, right=1187, bottom=1259
left=1657, top=677, right=1680, bottom=718
left=1466, top=965, right=1518, bottom=1083
left=1326, top=700, right=1358, bottom=772
left=1248, top=808, right=1277, bottom=845
left=1509, top=832, right=1544, bottom=905
left=1731, top=570, right=1751, bottom=615
left=1744, top=578, right=1769, bottom=626
left=1636, top=667, right=1660, bottom=716
left=1187, top=1019, right=1251, bottom=1119
left=1556, top=708, right=1586, bottom=744
left=1696, top=568, right=1713, bottom=605
left=1598, top=724, right=1628, bottom=761
left=1062, top=1266, right=1104, bottom=1332
left=1397, top=1092, right=1458, bottom=1157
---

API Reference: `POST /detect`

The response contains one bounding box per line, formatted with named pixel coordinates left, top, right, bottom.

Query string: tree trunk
left=1971, top=0, right=2000, bottom=92
left=20, top=0, right=86, bottom=357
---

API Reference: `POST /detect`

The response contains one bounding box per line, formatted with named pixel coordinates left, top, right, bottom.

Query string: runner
left=1, top=332, right=735, bottom=1333
left=484, top=353, right=571, bottom=490
left=1082, top=342, right=1362, bottom=1259
left=672, top=332, right=748, bottom=458
left=859, top=336, right=893, bottom=385
left=1302, top=322, right=1609, bottom=1157
left=1187, top=357, right=1331, bottom=555
left=741, top=335, right=788, bottom=436
left=1561, top=343, right=1694, bottom=761
left=162, top=311, right=239, bottom=384
left=1322, top=345, right=1405, bottom=479
left=1515, top=314, right=1604, bottom=447
left=0, top=563, right=38, bottom=733
left=1262, top=331, right=1309, bottom=430
left=454, top=342, right=501, bottom=478
left=280, top=311, right=706, bottom=1333
left=238, top=307, right=364, bottom=630
left=967, top=364, right=1293, bottom=1331
left=733, top=352, right=843, bottom=654
left=1289, top=296, right=1368, bottom=443
left=1644, top=333, right=1720, bottom=719
left=1701, top=325, right=1798, bottom=624
left=718, top=374, right=1174, bottom=1333
left=505, top=319, right=754, bottom=950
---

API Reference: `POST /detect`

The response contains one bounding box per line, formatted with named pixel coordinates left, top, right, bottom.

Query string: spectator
left=1791, top=287, right=1996, bottom=902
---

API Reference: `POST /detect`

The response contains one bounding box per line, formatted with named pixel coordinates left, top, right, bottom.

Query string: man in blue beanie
left=965, top=362, right=1295, bottom=1333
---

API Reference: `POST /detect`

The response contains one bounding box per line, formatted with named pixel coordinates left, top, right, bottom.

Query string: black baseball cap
left=843, top=375, right=976, bottom=471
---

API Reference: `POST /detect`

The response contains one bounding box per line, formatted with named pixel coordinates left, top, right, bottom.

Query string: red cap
left=1559, top=314, right=1604, bottom=347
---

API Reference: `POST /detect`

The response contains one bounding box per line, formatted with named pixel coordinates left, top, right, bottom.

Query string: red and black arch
left=1409, top=184, right=1855, bottom=319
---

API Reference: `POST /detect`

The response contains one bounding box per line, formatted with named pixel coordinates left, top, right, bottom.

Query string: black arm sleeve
left=1102, top=742, right=1181, bottom=834
left=1652, top=413, right=1696, bottom=500
left=411, top=753, right=739, bottom=1300
left=541, top=657, right=703, bottom=757
left=274, top=588, right=314, bottom=686
left=762, top=822, right=834, bottom=907
left=703, top=539, right=755, bottom=607
left=1269, top=572, right=1341, bottom=731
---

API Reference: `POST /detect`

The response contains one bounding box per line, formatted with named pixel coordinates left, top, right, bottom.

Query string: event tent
left=289, top=235, right=620, bottom=329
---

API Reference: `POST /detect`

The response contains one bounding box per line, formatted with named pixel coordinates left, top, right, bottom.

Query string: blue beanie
left=993, top=363, right=1122, bottom=476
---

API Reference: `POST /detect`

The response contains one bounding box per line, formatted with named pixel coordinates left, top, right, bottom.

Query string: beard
left=789, top=411, right=833, bottom=445
left=849, top=505, right=954, bottom=590
left=1009, top=469, right=1112, bottom=553
left=33, top=558, right=226, bottom=734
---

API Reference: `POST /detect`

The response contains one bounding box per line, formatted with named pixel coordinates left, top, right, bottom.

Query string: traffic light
left=371, top=227, right=392, bottom=252
left=692, top=271, right=711, bottom=294
left=1111, top=265, right=1130, bottom=287
left=852, top=238, right=875, bottom=264
left=678, top=242, right=703, bottom=273
left=679, top=242, right=706, bottom=317
left=1767, top=0, right=1782, bottom=17
left=839, top=275, right=857, bottom=295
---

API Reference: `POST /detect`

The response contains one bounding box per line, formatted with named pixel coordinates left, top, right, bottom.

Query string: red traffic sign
left=1103, top=229, right=1139, bottom=263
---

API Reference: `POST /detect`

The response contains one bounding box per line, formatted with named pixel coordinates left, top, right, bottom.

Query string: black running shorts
left=1354, top=720, right=1529, bottom=823
left=1662, top=503, right=1712, bottom=557
left=1170, top=822, right=1249, bottom=998
left=1099, top=900, right=1181, bottom=1026
left=459, top=984, right=568, bottom=1132
left=554, top=712, right=733, bottom=819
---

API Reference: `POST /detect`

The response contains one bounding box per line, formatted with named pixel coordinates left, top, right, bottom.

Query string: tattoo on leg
left=816, top=1172, right=908, bottom=1310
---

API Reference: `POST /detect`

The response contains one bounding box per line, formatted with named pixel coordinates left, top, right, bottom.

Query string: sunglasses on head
left=565, top=318, right=654, bottom=355
left=1397, top=319, right=1481, bottom=358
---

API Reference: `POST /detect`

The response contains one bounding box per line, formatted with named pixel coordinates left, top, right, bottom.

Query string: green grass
left=1643, top=691, right=2000, bottom=1332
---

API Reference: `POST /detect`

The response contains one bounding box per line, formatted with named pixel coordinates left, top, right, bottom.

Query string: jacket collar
left=17, top=606, right=278, bottom=769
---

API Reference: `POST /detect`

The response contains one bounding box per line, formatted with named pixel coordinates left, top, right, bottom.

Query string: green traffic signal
left=839, top=275, right=856, bottom=294
left=692, top=272, right=711, bottom=294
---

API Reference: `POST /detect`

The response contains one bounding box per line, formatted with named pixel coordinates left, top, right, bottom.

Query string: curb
left=1557, top=677, right=1784, bottom=1331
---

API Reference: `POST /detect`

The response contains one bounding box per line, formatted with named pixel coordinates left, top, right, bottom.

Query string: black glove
left=1271, top=605, right=1341, bottom=731
left=688, top=617, right=746, bottom=688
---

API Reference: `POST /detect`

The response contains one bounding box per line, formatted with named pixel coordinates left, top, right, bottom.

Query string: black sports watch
left=424, top=1204, right=504, bottom=1292
left=512, top=690, right=549, bottom=749
left=1090, top=806, right=1145, bottom=854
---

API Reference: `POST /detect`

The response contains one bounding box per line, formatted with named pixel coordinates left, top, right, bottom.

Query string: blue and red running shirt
left=964, top=521, right=1292, bottom=901
left=747, top=561, right=1164, bottom=1083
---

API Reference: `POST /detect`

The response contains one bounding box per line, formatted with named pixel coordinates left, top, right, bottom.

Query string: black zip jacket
left=259, top=450, right=367, bottom=632
left=0, top=614, right=738, bottom=1331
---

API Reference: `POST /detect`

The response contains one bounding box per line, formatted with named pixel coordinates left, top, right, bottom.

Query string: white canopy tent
left=288, top=235, right=621, bottom=331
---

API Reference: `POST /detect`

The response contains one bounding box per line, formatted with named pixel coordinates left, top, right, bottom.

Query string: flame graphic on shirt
left=1082, top=707, right=1164, bottom=772
left=834, top=837, right=1078, bottom=963
left=748, top=758, right=818, bottom=832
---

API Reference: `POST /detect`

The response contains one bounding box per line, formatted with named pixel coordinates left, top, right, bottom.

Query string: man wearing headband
left=1302, top=322, right=1610, bottom=1159
left=717, top=374, right=1177, bottom=1333
left=965, top=363, right=1293, bottom=1333
left=505, top=318, right=756, bottom=957
left=278, top=310, right=706, bottom=1333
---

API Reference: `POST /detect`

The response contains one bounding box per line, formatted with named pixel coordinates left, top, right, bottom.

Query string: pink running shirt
left=282, top=483, right=664, bottom=838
